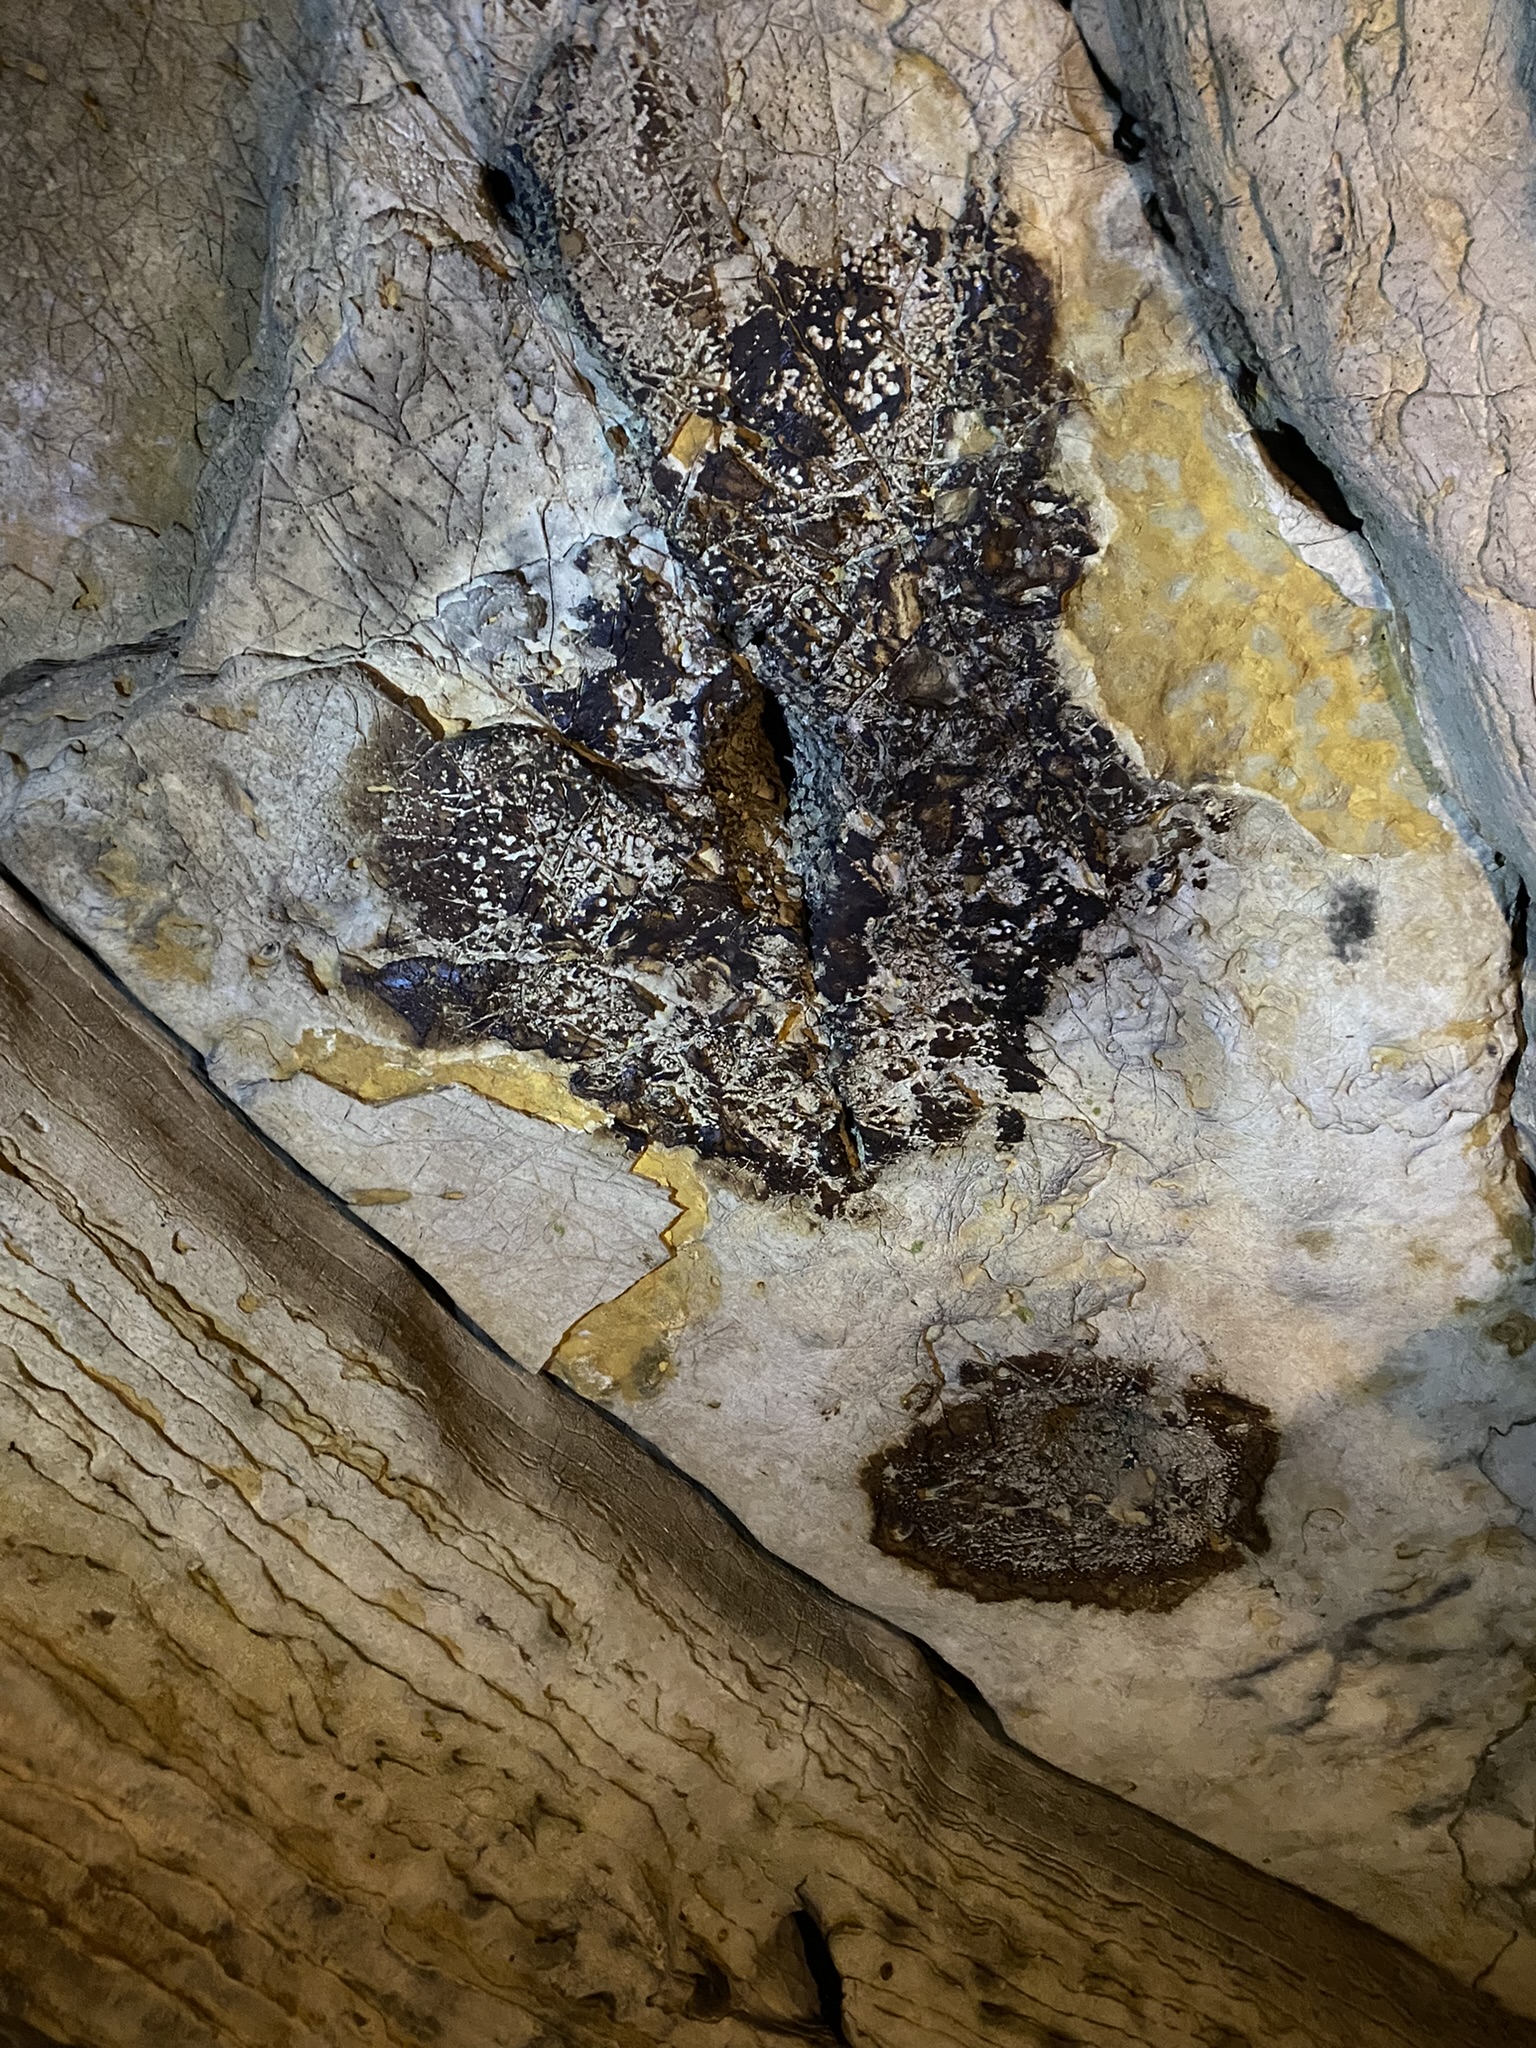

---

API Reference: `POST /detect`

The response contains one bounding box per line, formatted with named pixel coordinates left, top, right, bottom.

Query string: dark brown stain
left=863, top=1353, right=1278, bottom=1611
left=367, top=713, right=854, bottom=1197
left=362, top=34, right=1179, bottom=1205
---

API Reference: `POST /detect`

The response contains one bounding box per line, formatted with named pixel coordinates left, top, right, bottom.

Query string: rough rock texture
left=9, top=874, right=1520, bottom=2048
left=0, top=0, right=306, bottom=676
left=9, top=0, right=1536, bottom=2021
left=1073, top=0, right=1536, bottom=1152
left=864, top=1350, right=1280, bottom=1611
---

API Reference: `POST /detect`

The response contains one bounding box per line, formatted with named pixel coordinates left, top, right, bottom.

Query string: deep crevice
left=1499, top=880, right=1536, bottom=1230
left=1058, top=14, right=1366, bottom=540
left=757, top=680, right=797, bottom=797
left=1247, top=415, right=1363, bottom=533
left=481, top=151, right=562, bottom=272
left=791, top=1910, right=848, bottom=2043
left=1066, top=13, right=1147, bottom=165
left=1140, top=188, right=1177, bottom=248
left=0, top=2014, right=78, bottom=2048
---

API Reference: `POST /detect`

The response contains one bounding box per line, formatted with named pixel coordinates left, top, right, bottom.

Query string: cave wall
left=8, top=0, right=1536, bottom=2020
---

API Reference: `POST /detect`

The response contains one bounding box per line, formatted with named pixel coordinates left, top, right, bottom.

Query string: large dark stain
left=372, top=713, right=854, bottom=1193
left=864, top=1354, right=1278, bottom=1611
left=363, top=29, right=1168, bottom=1204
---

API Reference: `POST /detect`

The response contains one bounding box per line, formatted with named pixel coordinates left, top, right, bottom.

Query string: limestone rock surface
left=1076, top=0, right=1536, bottom=1161
left=0, top=0, right=306, bottom=677
left=2, top=873, right=1524, bottom=2048
left=8, top=0, right=1536, bottom=2018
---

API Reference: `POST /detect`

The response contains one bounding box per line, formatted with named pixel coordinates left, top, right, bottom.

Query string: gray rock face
left=8, top=0, right=1536, bottom=2014
left=0, top=0, right=309, bottom=677
left=1065, top=13, right=1536, bottom=1993
left=1077, top=0, right=1536, bottom=1140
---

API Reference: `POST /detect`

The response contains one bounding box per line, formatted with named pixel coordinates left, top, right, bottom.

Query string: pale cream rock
left=217, top=1061, right=677, bottom=1368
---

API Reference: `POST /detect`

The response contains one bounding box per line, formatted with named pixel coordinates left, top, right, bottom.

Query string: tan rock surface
left=2, top=877, right=1528, bottom=2046
left=8, top=0, right=1536, bottom=2018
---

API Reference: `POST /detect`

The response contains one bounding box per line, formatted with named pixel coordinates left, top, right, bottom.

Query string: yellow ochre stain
left=1370, top=1016, right=1501, bottom=1073
left=548, top=1144, right=720, bottom=1402
left=282, top=1032, right=717, bottom=1400
left=134, top=912, right=217, bottom=984
left=1057, top=275, right=1440, bottom=857
left=95, top=845, right=216, bottom=983
left=279, top=1029, right=609, bottom=1132
left=666, top=411, right=720, bottom=469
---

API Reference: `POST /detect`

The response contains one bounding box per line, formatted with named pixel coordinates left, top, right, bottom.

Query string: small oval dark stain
left=1326, top=879, right=1377, bottom=962
left=863, top=1353, right=1278, bottom=1611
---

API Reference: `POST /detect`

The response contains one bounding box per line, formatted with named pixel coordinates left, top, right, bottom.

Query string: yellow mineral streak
left=1369, top=1017, right=1502, bottom=1072
left=1055, top=267, right=1440, bottom=856
left=280, top=1028, right=609, bottom=1132
left=133, top=911, right=217, bottom=984
left=94, top=845, right=216, bottom=983
left=632, top=1143, right=711, bottom=1251
left=283, top=1032, right=717, bottom=1399
left=548, top=1143, right=720, bottom=1402
left=666, top=412, right=720, bottom=469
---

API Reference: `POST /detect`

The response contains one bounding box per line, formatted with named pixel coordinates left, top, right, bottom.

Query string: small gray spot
left=1326, top=880, right=1376, bottom=962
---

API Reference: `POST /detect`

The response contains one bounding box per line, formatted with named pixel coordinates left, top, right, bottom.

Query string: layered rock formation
left=8, top=0, right=1536, bottom=2019
left=3, top=860, right=1523, bottom=2047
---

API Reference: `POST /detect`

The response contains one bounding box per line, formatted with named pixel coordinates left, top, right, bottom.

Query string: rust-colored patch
left=863, top=1352, right=1277, bottom=1611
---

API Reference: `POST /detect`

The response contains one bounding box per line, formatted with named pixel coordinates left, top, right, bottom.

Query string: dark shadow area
left=792, top=1910, right=848, bottom=2043
left=0, top=2006, right=77, bottom=2048
left=758, top=681, right=798, bottom=797
left=1248, top=415, right=1363, bottom=532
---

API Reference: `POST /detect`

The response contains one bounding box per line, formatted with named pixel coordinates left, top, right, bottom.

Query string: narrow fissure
left=1247, top=415, right=1362, bottom=533
left=482, top=151, right=562, bottom=273
left=1062, top=7, right=1147, bottom=166
left=0, top=2014, right=79, bottom=2048
left=791, top=1909, right=848, bottom=2043
left=1499, top=879, right=1536, bottom=1219
left=757, top=680, right=797, bottom=797
left=1058, top=15, right=1365, bottom=534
